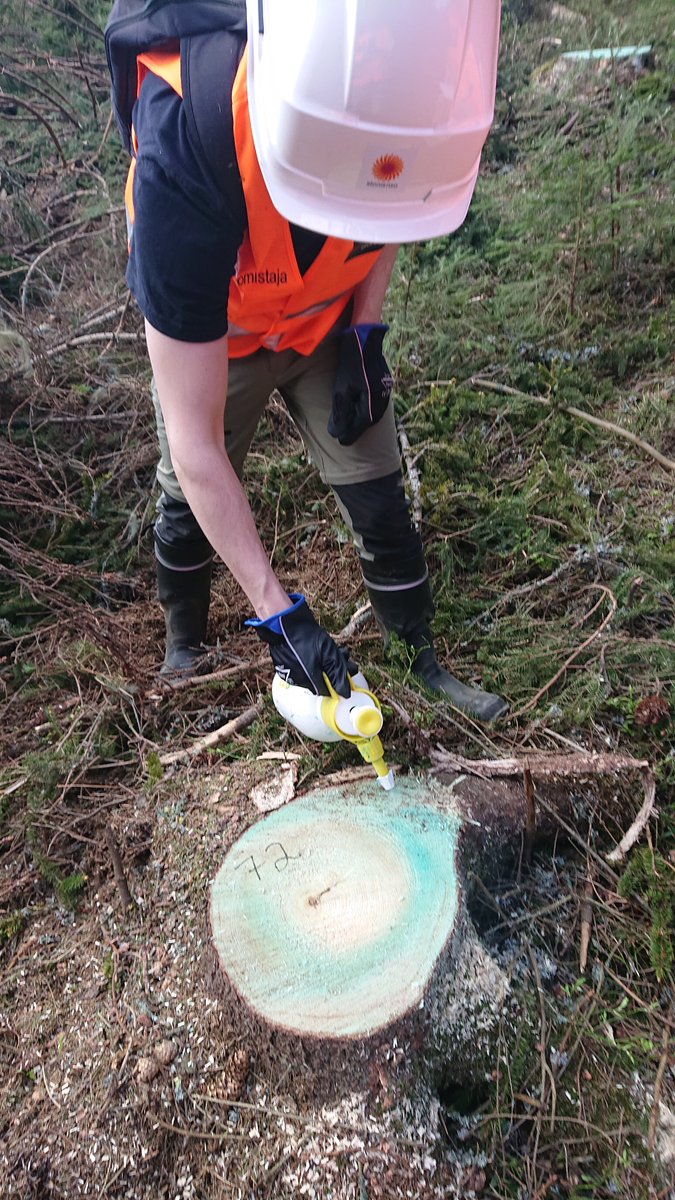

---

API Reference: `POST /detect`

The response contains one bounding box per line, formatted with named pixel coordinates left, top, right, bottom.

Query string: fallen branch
left=21, top=229, right=101, bottom=315
left=12, top=205, right=125, bottom=261
left=396, top=419, right=423, bottom=528
left=0, top=66, right=82, bottom=127
left=145, top=659, right=257, bottom=699
left=46, top=330, right=144, bottom=351
left=605, top=769, right=656, bottom=863
left=25, top=0, right=104, bottom=41
left=337, top=601, right=373, bottom=641
left=159, top=702, right=263, bottom=766
left=0, top=92, right=67, bottom=165
left=0, top=329, right=145, bottom=383
left=558, top=110, right=580, bottom=137
left=469, top=376, right=675, bottom=475
left=430, top=748, right=657, bottom=864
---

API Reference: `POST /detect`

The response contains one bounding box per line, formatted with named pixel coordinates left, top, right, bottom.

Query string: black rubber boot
left=156, top=558, right=212, bottom=676
left=411, top=642, right=509, bottom=723
left=366, top=578, right=509, bottom=724
left=154, top=492, right=214, bottom=677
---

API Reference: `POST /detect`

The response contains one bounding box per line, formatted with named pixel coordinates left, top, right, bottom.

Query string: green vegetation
left=619, top=847, right=674, bottom=982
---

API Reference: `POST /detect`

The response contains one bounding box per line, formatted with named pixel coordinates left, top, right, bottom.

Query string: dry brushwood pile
left=1, top=1, right=674, bottom=1199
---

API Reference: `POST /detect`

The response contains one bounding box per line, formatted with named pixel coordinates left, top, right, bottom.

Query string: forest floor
left=1, top=1, right=674, bottom=1197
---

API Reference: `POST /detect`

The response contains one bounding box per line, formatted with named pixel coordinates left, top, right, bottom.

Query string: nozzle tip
left=377, top=769, right=396, bottom=791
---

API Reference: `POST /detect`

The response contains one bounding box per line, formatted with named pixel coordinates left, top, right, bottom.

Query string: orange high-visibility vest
left=126, top=46, right=383, bottom=357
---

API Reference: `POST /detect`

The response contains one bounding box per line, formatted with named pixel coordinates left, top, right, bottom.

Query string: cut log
left=210, top=777, right=462, bottom=1039
left=206, top=772, right=549, bottom=1106
left=206, top=760, right=652, bottom=1113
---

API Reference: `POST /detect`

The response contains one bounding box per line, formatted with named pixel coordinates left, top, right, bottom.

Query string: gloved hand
left=246, top=594, right=352, bottom=697
left=328, top=323, right=393, bottom=446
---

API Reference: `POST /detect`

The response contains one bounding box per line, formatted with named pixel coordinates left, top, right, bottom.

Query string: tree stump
left=210, top=777, right=463, bottom=1040
left=207, top=759, right=649, bottom=1115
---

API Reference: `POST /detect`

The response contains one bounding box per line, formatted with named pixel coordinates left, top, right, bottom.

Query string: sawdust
left=0, top=768, right=484, bottom=1198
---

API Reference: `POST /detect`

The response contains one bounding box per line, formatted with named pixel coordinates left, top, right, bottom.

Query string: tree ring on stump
left=210, top=779, right=461, bottom=1038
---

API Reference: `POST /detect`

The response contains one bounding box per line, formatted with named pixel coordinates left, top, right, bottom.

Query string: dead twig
left=522, top=765, right=536, bottom=871
left=510, top=585, right=617, bottom=718
left=104, top=827, right=135, bottom=912
left=337, top=601, right=373, bottom=641
left=464, top=546, right=591, bottom=629
left=525, top=939, right=557, bottom=1134
left=470, top=377, right=675, bottom=475
left=103, top=290, right=133, bottom=353
left=153, top=1118, right=244, bottom=1142
left=602, top=962, right=662, bottom=1017
left=487, top=894, right=572, bottom=937
left=192, top=1094, right=429, bottom=1145
left=558, top=110, right=580, bottom=137
left=24, top=0, right=103, bottom=41
left=0, top=328, right=144, bottom=385
left=0, top=66, right=82, bottom=127
left=145, top=659, right=256, bottom=699
left=47, top=330, right=143, bottom=351
left=579, top=875, right=593, bottom=973
left=20, top=229, right=113, bottom=316
left=386, top=695, right=436, bottom=758
left=76, top=40, right=99, bottom=122
left=0, top=92, right=68, bottom=165
left=159, top=702, right=263, bottom=766
left=8, top=205, right=125, bottom=262
left=87, top=106, right=115, bottom=165
left=605, top=768, right=656, bottom=863
left=648, top=1007, right=673, bottom=1152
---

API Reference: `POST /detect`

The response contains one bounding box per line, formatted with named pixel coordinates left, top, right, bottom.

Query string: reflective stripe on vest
left=126, top=46, right=383, bottom=357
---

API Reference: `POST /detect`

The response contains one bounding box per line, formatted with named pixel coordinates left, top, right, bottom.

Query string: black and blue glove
left=328, top=323, right=393, bottom=446
left=246, top=594, right=351, bottom=697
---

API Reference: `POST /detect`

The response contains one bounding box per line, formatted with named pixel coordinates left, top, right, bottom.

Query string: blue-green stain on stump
left=210, top=778, right=461, bottom=1038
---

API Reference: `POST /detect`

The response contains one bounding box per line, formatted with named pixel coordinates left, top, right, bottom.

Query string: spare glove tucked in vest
left=328, top=323, right=394, bottom=446
left=247, top=594, right=352, bottom=698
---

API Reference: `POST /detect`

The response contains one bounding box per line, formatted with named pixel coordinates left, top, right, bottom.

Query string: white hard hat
left=246, top=0, right=501, bottom=243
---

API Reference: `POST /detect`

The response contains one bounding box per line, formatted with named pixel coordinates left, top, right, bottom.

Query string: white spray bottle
left=272, top=671, right=395, bottom=790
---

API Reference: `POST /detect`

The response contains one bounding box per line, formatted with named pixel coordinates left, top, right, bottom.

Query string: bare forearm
left=351, top=244, right=399, bottom=324
left=145, top=322, right=289, bottom=618
left=174, top=443, right=289, bottom=616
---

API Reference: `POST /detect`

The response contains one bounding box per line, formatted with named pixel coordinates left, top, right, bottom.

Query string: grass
left=382, top=6, right=675, bottom=1191
left=383, top=6, right=675, bottom=734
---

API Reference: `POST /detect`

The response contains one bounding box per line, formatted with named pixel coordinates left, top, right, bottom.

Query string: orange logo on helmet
left=372, top=154, right=405, bottom=182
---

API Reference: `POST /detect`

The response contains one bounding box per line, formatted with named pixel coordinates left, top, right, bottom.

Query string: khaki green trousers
left=151, top=334, right=402, bottom=504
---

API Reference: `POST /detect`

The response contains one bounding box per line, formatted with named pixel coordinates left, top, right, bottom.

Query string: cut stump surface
left=210, top=779, right=461, bottom=1039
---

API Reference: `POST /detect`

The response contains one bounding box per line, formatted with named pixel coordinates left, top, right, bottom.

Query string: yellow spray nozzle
left=320, top=675, right=383, bottom=742
left=320, top=675, right=394, bottom=790
left=351, top=706, right=383, bottom=738
left=355, top=733, right=384, bottom=765
left=355, top=735, right=395, bottom=791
